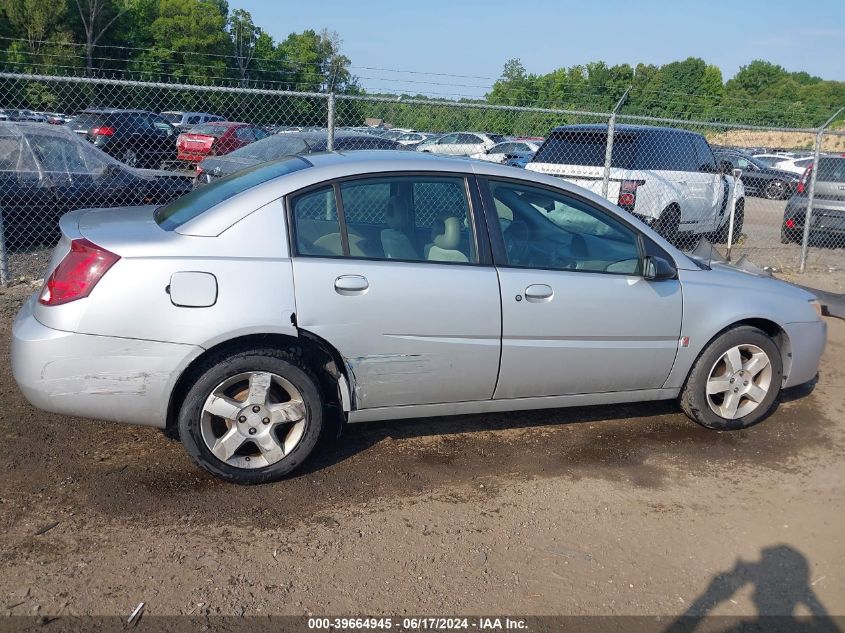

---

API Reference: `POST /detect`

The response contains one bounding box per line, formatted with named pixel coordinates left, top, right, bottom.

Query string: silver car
left=11, top=151, right=827, bottom=484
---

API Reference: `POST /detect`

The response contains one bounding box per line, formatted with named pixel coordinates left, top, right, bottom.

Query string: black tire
left=680, top=326, right=783, bottom=430
left=714, top=200, right=745, bottom=244
left=178, top=347, right=323, bottom=485
left=121, top=148, right=138, bottom=168
left=654, top=205, right=681, bottom=246
left=764, top=179, right=787, bottom=200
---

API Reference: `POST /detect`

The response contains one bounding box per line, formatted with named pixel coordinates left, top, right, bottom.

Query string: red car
left=176, top=122, right=270, bottom=164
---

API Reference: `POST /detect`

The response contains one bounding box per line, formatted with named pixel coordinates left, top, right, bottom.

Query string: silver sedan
left=11, top=151, right=827, bottom=484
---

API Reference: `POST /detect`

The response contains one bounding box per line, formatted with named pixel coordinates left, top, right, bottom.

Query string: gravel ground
left=0, top=284, right=843, bottom=622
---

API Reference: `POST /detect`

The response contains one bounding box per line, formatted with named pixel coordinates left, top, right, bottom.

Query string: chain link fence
left=1, top=71, right=843, bottom=282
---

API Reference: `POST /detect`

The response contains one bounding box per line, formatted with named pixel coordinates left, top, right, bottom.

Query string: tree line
left=0, top=0, right=843, bottom=131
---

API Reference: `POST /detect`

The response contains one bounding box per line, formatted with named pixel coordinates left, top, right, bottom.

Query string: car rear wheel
left=764, top=179, right=787, bottom=200
left=680, top=326, right=782, bottom=430
left=178, top=348, right=323, bottom=484
left=654, top=205, right=681, bottom=246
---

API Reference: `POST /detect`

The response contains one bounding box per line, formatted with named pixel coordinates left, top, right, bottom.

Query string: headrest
left=385, top=195, right=409, bottom=230
left=432, top=216, right=461, bottom=250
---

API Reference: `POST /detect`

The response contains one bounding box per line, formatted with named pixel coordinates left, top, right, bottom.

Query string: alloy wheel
left=705, top=344, right=773, bottom=420
left=200, top=371, right=306, bottom=469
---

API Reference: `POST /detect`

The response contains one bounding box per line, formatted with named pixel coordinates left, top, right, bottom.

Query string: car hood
left=707, top=260, right=816, bottom=301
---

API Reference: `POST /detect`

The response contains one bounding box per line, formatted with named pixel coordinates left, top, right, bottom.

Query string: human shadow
left=665, top=545, right=842, bottom=633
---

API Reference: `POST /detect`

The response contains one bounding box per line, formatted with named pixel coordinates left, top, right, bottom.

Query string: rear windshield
left=489, top=134, right=506, bottom=144
left=533, top=130, right=638, bottom=169
left=155, top=157, right=310, bottom=230
left=816, top=157, right=845, bottom=182
left=189, top=124, right=230, bottom=137
left=66, top=113, right=105, bottom=131
left=229, top=135, right=309, bottom=161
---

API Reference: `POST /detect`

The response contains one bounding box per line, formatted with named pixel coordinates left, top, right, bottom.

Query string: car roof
left=548, top=123, right=698, bottom=136
left=80, top=109, right=153, bottom=115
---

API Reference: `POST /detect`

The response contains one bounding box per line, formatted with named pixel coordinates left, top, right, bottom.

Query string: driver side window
left=488, top=180, right=642, bottom=275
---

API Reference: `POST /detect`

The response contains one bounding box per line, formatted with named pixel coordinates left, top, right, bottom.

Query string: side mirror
left=643, top=255, right=677, bottom=281
left=718, top=160, right=733, bottom=174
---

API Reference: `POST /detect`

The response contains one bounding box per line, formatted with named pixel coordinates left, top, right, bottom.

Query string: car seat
left=426, top=217, right=468, bottom=262
left=380, top=195, right=418, bottom=259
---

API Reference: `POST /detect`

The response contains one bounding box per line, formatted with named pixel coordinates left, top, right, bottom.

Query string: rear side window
left=291, top=186, right=343, bottom=256
left=155, top=157, right=310, bottom=230
left=816, top=158, right=845, bottom=182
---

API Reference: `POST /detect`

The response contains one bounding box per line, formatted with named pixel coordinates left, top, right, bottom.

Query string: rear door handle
left=334, top=275, right=369, bottom=296
left=524, top=283, right=553, bottom=303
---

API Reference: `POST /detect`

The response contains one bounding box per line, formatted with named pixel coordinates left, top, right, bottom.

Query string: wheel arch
left=164, top=330, right=353, bottom=438
left=681, top=317, right=792, bottom=390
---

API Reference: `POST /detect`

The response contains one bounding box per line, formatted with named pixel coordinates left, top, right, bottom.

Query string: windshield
left=155, top=156, right=310, bottom=230
left=226, top=134, right=310, bottom=161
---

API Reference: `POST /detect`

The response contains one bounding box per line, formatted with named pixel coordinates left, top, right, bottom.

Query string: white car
left=772, top=156, right=814, bottom=176
left=417, top=132, right=505, bottom=156
left=470, top=140, right=541, bottom=163
left=395, top=132, right=436, bottom=147
left=527, top=124, right=744, bottom=246
left=161, top=111, right=225, bottom=130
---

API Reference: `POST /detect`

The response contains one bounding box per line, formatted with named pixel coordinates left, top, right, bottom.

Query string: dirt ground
left=0, top=281, right=843, bottom=622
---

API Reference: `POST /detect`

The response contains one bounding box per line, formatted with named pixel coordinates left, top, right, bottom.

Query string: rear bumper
left=11, top=296, right=201, bottom=428
left=782, top=319, right=827, bottom=388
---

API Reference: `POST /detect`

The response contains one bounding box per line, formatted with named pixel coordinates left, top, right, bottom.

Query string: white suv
left=527, top=124, right=744, bottom=245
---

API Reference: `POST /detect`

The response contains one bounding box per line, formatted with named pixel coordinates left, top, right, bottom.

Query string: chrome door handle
left=524, top=284, right=553, bottom=303
left=334, top=275, right=369, bottom=295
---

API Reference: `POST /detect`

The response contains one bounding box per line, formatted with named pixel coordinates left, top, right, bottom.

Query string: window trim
left=285, top=170, right=492, bottom=266
left=477, top=175, right=670, bottom=277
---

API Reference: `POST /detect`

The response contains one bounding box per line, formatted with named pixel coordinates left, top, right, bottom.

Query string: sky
left=237, top=0, right=845, bottom=98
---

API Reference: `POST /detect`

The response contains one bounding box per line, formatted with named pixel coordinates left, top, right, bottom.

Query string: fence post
left=0, top=208, right=8, bottom=286
left=799, top=106, right=844, bottom=273
left=725, top=168, right=742, bottom=262
left=327, top=92, right=336, bottom=151
left=601, top=87, right=631, bottom=199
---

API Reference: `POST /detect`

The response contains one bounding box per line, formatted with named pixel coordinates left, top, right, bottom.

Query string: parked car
left=713, top=149, right=799, bottom=200
left=395, top=132, right=439, bottom=148
left=160, top=111, right=225, bottom=130
left=782, top=156, right=845, bottom=245
left=11, top=151, right=826, bottom=484
left=470, top=140, right=541, bottom=165
left=195, top=131, right=401, bottom=184
left=752, top=153, right=795, bottom=168
left=772, top=156, right=814, bottom=176
left=176, top=122, right=271, bottom=163
left=4, top=109, right=46, bottom=122
left=66, top=109, right=178, bottom=169
left=0, top=122, right=191, bottom=246
left=527, top=124, right=743, bottom=245
left=417, top=132, right=505, bottom=156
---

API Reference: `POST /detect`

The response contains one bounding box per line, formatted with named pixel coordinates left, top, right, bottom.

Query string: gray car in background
left=782, top=155, right=845, bottom=245
left=11, top=152, right=826, bottom=484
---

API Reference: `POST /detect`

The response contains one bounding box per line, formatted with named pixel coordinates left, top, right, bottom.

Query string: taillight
left=91, top=126, right=115, bottom=137
left=196, top=165, right=204, bottom=174
left=39, top=239, right=120, bottom=306
left=617, top=180, right=645, bottom=212
left=785, top=218, right=796, bottom=229
left=797, top=164, right=812, bottom=194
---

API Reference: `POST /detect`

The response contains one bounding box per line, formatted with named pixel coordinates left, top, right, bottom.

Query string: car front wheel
left=680, top=326, right=782, bottom=430
left=178, top=348, right=323, bottom=484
